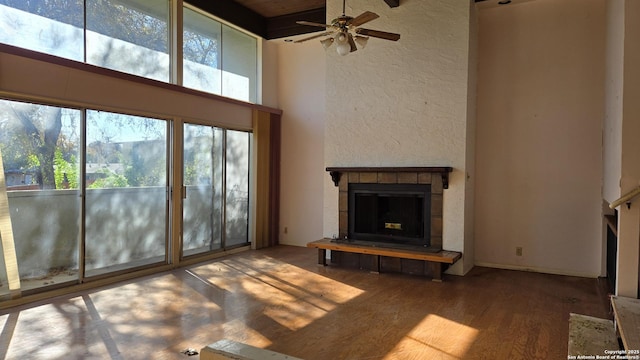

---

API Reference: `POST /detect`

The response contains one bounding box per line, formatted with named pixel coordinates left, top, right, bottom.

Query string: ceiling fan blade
left=348, top=11, right=379, bottom=27
left=293, top=31, right=334, bottom=43
left=348, top=33, right=358, bottom=52
left=355, top=28, right=401, bottom=41
left=296, top=20, right=332, bottom=28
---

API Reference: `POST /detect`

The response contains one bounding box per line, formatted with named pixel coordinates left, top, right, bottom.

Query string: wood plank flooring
left=0, top=245, right=611, bottom=359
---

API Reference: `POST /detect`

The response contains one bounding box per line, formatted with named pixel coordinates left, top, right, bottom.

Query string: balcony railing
left=609, top=186, right=640, bottom=209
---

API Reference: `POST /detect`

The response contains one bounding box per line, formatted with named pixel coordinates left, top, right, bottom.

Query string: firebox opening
left=348, top=183, right=431, bottom=248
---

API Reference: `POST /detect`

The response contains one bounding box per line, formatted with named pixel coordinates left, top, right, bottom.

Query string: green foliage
left=54, top=149, right=78, bottom=189
left=0, top=136, right=31, bottom=172
left=27, top=154, right=40, bottom=168
left=88, top=169, right=129, bottom=189
left=183, top=163, right=198, bottom=185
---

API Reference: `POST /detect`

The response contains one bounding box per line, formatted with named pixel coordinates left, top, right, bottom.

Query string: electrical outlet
left=516, top=247, right=523, bottom=256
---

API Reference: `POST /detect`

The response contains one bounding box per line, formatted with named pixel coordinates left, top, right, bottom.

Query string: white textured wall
left=603, top=0, right=624, bottom=203
left=276, top=40, right=326, bottom=246
left=475, top=0, right=605, bottom=277
left=324, top=0, right=475, bottom=275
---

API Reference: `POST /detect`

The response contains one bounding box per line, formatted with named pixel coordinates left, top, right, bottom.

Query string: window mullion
left=171, top=0, right=184, bottom=86
left=79, top=109, right=87, bottom=283
left=221, top=130, right=227, bottom=249
left=83, top=0, right=88, bottom=63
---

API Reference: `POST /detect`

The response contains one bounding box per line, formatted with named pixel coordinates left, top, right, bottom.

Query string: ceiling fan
left=294, top=0, right=401, bottom=56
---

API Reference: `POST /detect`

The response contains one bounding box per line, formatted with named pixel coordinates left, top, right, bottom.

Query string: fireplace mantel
left=326, top=167, right=453, bottom=189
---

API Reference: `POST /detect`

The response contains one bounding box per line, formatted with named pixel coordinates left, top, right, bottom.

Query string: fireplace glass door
left=349, top=183, right=430, bottom=247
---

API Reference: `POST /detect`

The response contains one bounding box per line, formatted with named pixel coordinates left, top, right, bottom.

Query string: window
left=0, top=1, right=258, bottom=103
left=86, top=0, right=170, bottom=81
left=183, top=7, right=222, bottom=95
left=183, top=6, right=257, bottom=102
left=0, top=0, right=84, bottom=61
left=221, top=25, right=257, bottom=103
left=182, top=124, right=250, bottom=257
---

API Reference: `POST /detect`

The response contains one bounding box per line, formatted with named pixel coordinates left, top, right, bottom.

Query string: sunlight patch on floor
left=229, top=256, right=366, bottom=304
left=86, top=274, right=226, bottom=351
left=190, top=256, right=365, bottom=331
left=1, top=297, right=112, bottom=359
left=220, top=318, right=273, bottom=348
left=386, top=314, right=479, bottom=359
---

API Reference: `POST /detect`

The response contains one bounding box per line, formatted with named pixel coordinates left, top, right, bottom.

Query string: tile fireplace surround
left=326, top=167, right=453, bottom=251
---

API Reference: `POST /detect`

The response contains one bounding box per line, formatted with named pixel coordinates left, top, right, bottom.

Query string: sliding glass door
left=225, top=130, right=250, bottom=247
left=182, top=124, right=223, bottom=256
left=0, top=99, right=81, bottom=295
left=84, top=111, right=169, bottom=277
left=182, top=124, right=249, bottom=257
left=0, top=98, right=250, bottom=300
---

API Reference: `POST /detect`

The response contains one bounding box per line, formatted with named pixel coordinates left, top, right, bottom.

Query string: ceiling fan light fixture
left=335, top=32, right=350, bottom=56
left=354, top=36, right=368, bottom=49
left=320, top=37, right=334, bottom=49
left=336, top=42, right=351, bottom=56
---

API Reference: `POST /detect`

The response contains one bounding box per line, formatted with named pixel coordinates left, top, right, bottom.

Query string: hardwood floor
left=0, top=245, right=611, bottom=359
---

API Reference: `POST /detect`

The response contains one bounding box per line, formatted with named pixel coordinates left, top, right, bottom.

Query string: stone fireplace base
left=332, top=251, right=444, bottom=277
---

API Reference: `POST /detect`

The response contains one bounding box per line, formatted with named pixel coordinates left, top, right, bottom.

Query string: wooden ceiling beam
left=266, top=7, right=326, bottom=40
left=383, top=0, right=399, bottom=7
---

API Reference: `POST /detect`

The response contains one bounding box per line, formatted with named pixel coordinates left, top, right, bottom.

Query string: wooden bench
left=307, top=238, right=461, bottom=281
left=200, top=339, right=302, bottom=360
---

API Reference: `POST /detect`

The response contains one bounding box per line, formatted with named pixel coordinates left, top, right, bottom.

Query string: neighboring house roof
left=85, top=163, right=125, bottom=175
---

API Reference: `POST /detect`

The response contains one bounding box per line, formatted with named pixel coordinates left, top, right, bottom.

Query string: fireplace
left=328, top=167, right=452, bottom=253
left=349, top=183, right=431, bottom=248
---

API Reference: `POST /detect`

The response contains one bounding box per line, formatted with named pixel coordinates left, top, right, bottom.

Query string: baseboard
left=474, top=261, right=600, bottom=278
